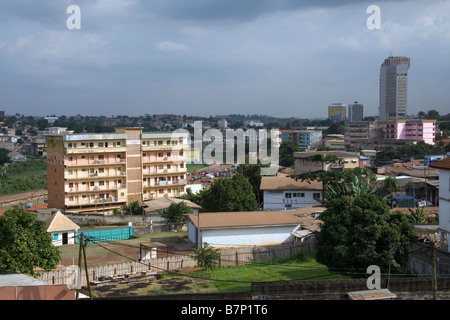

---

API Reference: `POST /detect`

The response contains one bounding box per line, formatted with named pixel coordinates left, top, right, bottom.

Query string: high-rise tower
left=379, top=56, right=410, bottom=121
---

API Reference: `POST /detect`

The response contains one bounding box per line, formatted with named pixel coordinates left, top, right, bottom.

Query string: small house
left=260, top=176, right=323, bottom=210
left=46, top=211, right=80, bottom=246
left=186, top=210, right=301, bottom=248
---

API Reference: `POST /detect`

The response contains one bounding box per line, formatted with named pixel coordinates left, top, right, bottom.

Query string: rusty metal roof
left=260, top=176, right=323, bottom=191
left=187, top=211, right=301, bottom=229
left=429, top=157, right=450, bottom=170
left=347, top=289, right=397, bottom=300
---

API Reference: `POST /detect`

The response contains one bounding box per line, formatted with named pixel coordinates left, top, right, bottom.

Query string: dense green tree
left=200, top=173, right=258, bottom=212
left=160, top=202, right=192, bottom=229
left=316, top=194, right=416, bottom=272
left=236, top=162, right=269, bottom=206
left=0, top=148, right=10, bottom=165
left=279, top=141, right=302, bottom=167
left=0, top=207, right=61, bottom=275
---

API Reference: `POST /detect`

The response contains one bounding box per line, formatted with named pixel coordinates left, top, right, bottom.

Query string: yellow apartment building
left=46, top=127, right=189, bottom=214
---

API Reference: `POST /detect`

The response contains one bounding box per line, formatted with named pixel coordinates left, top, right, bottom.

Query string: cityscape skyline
left=1, top=1, right=449, bottom=119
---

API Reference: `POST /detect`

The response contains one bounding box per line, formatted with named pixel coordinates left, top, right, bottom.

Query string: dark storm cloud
left=132, top=0, right=404, bottom=22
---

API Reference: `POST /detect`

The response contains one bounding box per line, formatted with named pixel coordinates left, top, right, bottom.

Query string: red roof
left=429, top=157, right=450, bottom=170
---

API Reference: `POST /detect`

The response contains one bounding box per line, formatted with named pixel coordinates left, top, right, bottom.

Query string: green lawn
left=189, top=253, right=349, bottom=292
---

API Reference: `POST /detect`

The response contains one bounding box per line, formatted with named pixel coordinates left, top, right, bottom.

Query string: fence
left=37, top=241, right=314, bottom=287
left=78, top=227, right=133, bottom=243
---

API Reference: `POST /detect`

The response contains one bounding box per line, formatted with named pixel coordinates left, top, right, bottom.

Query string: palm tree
left=320, top=175, right=377, bottom=207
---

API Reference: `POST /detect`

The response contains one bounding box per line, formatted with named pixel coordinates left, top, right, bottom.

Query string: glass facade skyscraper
left=379, top=56, right=410, bottom=121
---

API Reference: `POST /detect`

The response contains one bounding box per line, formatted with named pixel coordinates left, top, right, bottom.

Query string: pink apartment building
left=383, top=119, right=435, bottom=145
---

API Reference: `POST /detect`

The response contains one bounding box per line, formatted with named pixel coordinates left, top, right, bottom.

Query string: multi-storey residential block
left=344, top=121, right=381, bottom=150
left=280, top=130, right=322, bottom=150
left=383, top=119, right=435, bottom=145
left=46, top=127, right=188, bottom=214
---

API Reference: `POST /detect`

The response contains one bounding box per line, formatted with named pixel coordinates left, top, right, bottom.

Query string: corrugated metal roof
left=260, top=176, right=323, bottom=191
left=347, top=289, right=397, bottom=300
left=187, top=211, right=301, bottom=229
left=0, top=274, right=48, bottom=287
left=429, top=157, right=450, bottom=170
left=144, top=196, right=201, bottom=212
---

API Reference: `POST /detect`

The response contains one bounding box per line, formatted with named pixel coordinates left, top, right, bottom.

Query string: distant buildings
left=347, top=101, right=364, bottom=122
left=280, top=129, right=322, bottom=150
left=328, top=103, right=347, bottom=121
left=382, top=119, right=435, bottom=145
left=46, top=127, right=189, bottom=214
left=293, top=151, right=363, bottom=175
left=379, top=56, right=410, bottom=121
left=344, top=121, right=380, bottom=150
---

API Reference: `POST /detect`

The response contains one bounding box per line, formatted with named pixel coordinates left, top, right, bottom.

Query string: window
left=158, top=141, right=163, bottom=145
left=68, top=169, right=73, bottom=175
left=98, top=168, right=104, bottom=173
left=89, top=142, right=94, bottom=148
left=167, top=152, right=171, bottom=157
left=68, top=143, right=72, bottom=148
left=98, top=142, right=104, bottom=147
left=99, top=181, right=104, bottom=186
left=293, top=192, right=304, bottom=197
left=158, top=153, right=163, bottom=157
left=285, top=193, right=292, bottom=198
left=313, top=193, right=321, bottom=199
left=69, top=183, right=74, bottom=188
left=53, top=234, right=58, bottom=241
left=68, top=156, right=73, bottom=161
left=98, top=155, right=104, bottom=160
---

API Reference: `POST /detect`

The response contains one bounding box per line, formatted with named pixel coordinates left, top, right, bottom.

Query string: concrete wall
left=263, top=190, right=322, bottom=210
left=199, top=225, right=298, bottom=248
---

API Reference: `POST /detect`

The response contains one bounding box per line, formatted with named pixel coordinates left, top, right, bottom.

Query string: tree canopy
left=199, top=173, right=258, bottom=212
left=0, top=206, right=61, bottom=275
left=160, top=201, right=192, bottom=229
left=315, top=193, right=416, bottom=273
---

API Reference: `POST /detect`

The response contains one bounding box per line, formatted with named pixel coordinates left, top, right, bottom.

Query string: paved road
left=0, top=189, right=47, bottom=204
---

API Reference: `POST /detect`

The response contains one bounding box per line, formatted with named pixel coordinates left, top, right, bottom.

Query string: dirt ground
left=60, top=242, right=194, bottom=267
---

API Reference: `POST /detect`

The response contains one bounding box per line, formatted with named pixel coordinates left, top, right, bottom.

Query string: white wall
left=263, top=190, right=322, bottom=210
left=199, top=225, right=298, bottom=248
left=51, top=230, right=77, bottom=246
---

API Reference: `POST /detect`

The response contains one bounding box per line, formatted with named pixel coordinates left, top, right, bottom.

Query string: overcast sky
left=0, top=0, right=449, bottom=119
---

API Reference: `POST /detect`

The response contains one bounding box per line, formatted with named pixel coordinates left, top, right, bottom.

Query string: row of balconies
left=143, top=179, right=187, bottom=188
left=66, top=196, right=125, bottom=206
left=66, top=183, right=127, bottom=193
left=65, top=158, right=127, bottom=166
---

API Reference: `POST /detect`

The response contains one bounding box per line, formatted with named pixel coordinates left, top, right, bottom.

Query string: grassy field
left=188, top=253, right=349, bottom=292
left=83, top=252, right=348, bottom=297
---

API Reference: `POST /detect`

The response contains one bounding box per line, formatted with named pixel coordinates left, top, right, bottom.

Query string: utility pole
left=82, top=233, right=93, bottom=300
left=431, top=240, right=438, bottom=300
left=75, top=232, right=83, bottom=300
